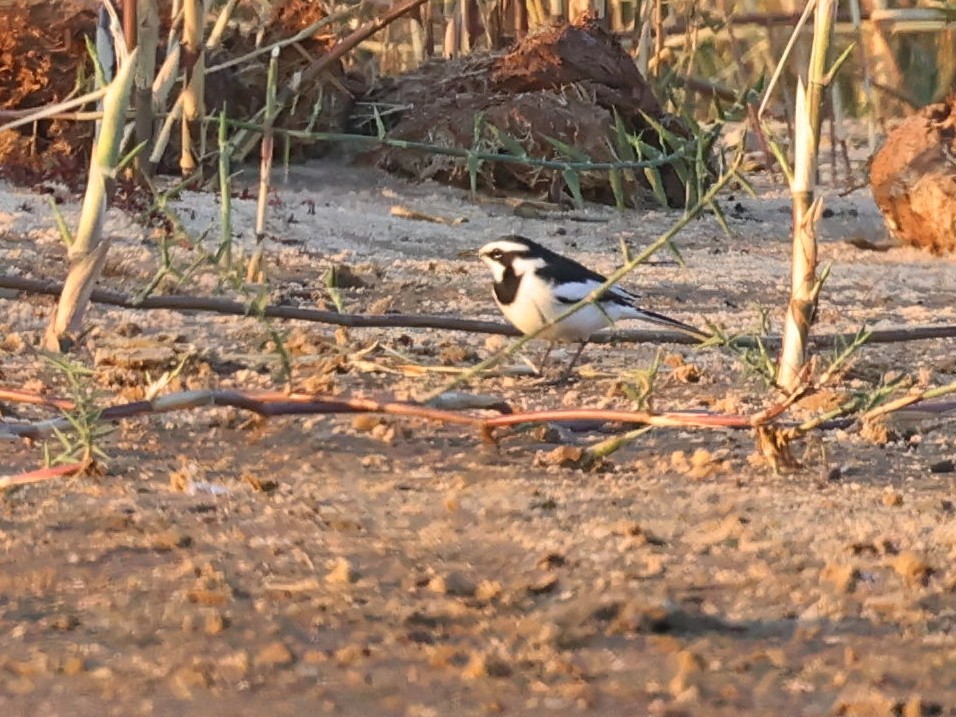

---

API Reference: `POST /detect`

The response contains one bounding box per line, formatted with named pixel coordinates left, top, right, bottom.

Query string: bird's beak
left=459, top=248, right=481, bottom=259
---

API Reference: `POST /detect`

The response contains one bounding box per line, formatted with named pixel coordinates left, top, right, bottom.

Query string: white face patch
left=482, top=255, right=507, bottom=283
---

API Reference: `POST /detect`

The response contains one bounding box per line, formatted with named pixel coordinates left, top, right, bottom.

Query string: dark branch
left=3, top=274, right=956, bottom=348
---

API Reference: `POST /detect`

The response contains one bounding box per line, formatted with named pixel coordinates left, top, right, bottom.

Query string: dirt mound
left=211, top=0, right=357, bottom=162
left=870, top=96, right=956, bottom=253
left=0, top=0, right=355, bottom=182
left=0, top=1, right=100, bottom=186
left=362, top=17, right=710, bottom=208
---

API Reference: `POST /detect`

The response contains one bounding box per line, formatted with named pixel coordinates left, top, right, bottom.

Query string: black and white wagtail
left=478, top=235, right=708, bottom=375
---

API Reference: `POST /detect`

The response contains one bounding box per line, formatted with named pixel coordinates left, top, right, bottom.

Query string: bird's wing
left=538, top=250, right=709, bottom=340
left=555, top=280, right=709, bottom=340
left=536, top=251, right=609, bottom=286
left=552, top=279, right=607, bottom=305
left=625, top=306, right=710, bottom=339
left=552, top=279, right=638, bottom=307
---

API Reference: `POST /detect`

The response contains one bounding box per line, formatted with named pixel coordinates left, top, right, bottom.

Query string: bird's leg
left=558, top=341, right=588, bottom=382
left=536, top=341, right=555, bottom=375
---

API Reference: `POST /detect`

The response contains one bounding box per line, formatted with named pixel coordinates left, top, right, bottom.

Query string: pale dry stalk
left=847, top=0, right=877, bottom=153
left=443, top=0, right=460, bottom=58
left=43, top=49, right=140, bottom=352
left=179, top=0, right=205, bottom=175
left=775, top=0, right=836, bottom=391
left=246, top=46, right=280, bottom=284
left=134, top=0, right=159, bottom=177
left=652, top=0, right=664, bottom=77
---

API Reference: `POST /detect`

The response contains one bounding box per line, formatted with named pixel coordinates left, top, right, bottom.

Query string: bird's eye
left=489, top=249, right=504, bottom=260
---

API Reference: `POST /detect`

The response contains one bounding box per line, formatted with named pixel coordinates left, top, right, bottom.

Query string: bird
left=477, top=235, right=709, bottom=377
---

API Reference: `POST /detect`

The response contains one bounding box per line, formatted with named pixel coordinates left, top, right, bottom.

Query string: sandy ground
left=2, top=158, right=956, bottom=716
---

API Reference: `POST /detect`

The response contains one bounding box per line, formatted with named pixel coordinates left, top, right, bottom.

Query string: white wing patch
left=553, top=280, right=639, bottom=307
left=552, top=280, right=605, bottom=305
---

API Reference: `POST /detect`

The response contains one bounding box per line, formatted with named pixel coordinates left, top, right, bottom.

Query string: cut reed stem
left=179, top=0, right=205, bottom=176
left=775, top=0, right=836, bottom=392
left=246, top=46, right=280, bottom=284
left=43, top=49, right=140, bottom=352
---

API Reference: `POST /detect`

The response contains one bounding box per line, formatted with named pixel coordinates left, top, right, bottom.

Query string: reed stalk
left=217, top=109, right=233, bottom=268
left=43, top=49, right=140, bottom=352
left=133, top=0, right=159, bottom=178
left=775, top=0, right=836, bottom=391
left=652, top=0, right=664, bottom=77
left=206, top=0, right=240, bottom=51
left=443, top=0, right=460, bottom=58
left=123, top=0, right=137, bottom=53
left=246, top=46, right=280, bottom=284
left=515, top=0, right=528, bottom=41
left=179, top=0, right=205, bottom=176
left=635, top=0, right=653, bottom=76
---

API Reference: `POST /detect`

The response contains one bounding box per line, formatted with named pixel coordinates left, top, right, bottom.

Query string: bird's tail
left=631, top=307, right=711, bottom=342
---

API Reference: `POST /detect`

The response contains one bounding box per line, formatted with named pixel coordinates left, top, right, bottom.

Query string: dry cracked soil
left=1, top=156, right=956, bottom=717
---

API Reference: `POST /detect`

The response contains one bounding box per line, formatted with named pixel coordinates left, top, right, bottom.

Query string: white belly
left=496, top=285, right=623, bottom=342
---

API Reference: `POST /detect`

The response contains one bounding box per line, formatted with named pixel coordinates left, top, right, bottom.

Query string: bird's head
left=478, top=235, right=544, bottom=283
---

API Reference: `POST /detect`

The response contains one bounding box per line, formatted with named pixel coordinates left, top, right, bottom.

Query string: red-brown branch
left=0, top=462, right=86, bottom=489
left=0, top=389, right=494, bottom=440
left=0, top=388, right=76, bottom=411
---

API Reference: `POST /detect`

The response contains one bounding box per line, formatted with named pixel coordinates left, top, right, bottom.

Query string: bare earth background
left=1, top=158, right=956, bottom=716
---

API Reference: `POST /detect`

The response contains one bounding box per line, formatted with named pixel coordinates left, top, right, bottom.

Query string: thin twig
left=756, top=0, right=818, bottom=118
left=862, top=380, right=956, bottom=422
left=226, top=119, right=695, bottom=172
left=206, top=4, right=360, bottom=73
left=0, top=88, right=110, bottom=131
left=484, top=408, right=759, bottom=430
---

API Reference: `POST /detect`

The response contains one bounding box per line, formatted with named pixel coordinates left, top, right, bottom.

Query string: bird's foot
left=531, top=365, right=579, bottom=386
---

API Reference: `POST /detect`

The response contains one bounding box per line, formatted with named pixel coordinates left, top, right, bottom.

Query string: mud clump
left=0, top=0, right=355, bottom=183
left=0, top=1, right=100, bottom=186
left=363, top=17, right=711, bottom=208
left=870, top=96, right=956, bottom=253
